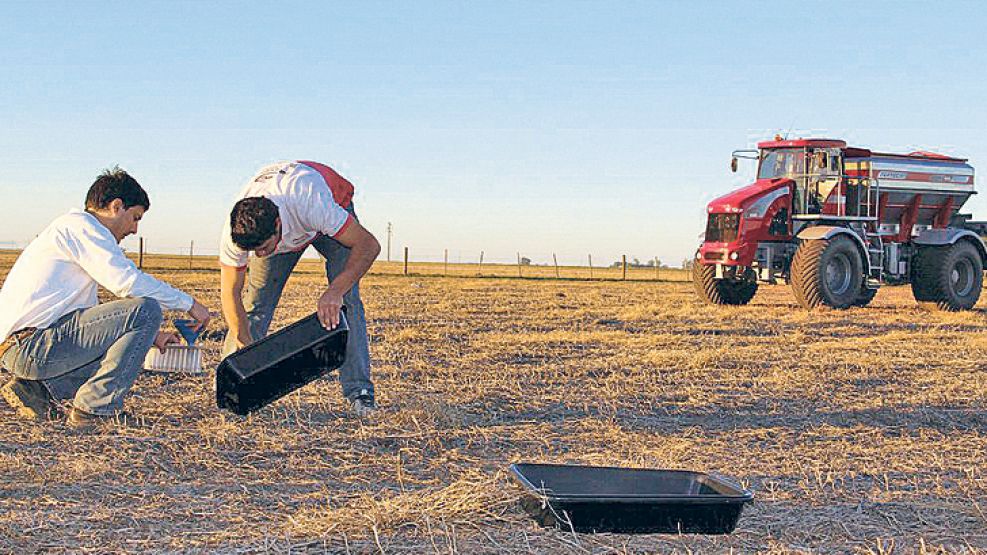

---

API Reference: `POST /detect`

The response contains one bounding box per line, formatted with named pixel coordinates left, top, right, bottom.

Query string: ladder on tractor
left=863, top=168, right=882, bottom=289
left=864, top=232, right=883, bottom=289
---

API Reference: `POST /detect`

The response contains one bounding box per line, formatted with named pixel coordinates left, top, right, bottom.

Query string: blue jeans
left=221, top=207, right=373, bottom=400
left=1, top=298, right=162, bottom=416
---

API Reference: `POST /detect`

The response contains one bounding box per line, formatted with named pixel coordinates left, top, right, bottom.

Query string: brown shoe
left=66, top=407, right=139, bottom=430
left=2, top=378, right=62, bottom=421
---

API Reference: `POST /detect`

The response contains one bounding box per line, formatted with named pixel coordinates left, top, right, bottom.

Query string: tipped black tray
left=510, top=463, right=753, bottom=534
left=216, top=312, right=348, bottom=415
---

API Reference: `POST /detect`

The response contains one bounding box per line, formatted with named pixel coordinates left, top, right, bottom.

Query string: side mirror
left=730, top=157, right=738, bottom=173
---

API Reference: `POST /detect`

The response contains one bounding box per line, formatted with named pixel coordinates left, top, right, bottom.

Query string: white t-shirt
left=219, top=161, right=354, bottom=269
left=0, top=209, right=194, bottom=341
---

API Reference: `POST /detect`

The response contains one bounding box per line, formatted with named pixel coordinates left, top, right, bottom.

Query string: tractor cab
left=736, top=138, right=879, bottom=219
left=758, top=147, right=838, bottom=215
left=742, top=139, right=852, bottom=217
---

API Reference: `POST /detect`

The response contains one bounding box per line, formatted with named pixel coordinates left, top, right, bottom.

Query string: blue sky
left=1, top=1, right=985, bottom=266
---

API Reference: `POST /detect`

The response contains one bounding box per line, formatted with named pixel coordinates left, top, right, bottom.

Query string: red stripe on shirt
left=297, top=160, right=355, bottom=208
left=332, top=214, right=354, bottom=238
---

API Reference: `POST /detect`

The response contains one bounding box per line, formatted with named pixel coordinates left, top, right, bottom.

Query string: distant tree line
left=610, top=257, right=668, bottom=269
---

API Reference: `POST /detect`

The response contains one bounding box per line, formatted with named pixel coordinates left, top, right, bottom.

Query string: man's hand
left=317, top=286, right=345, bottom=330
left=220, top=264, right=251, bottom=355
left=313, top=217, right=378, bottom=330
left=153, top=331, right=181, bottom=353
left=233, top=331, right=253, bottom=351
left=187, top=299, right=211, bottom=331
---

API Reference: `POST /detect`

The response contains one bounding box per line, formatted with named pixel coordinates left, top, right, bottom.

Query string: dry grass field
left=0, top=251, right=985, bottom=553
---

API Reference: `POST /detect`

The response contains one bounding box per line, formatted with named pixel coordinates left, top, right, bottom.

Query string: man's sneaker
left=2, top=378, right=62, bottom=421
left=67, top=407, right=140, bottom=431
left=350, top=389, right=376, bottom=418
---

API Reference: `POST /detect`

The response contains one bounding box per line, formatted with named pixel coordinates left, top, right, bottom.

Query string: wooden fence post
left=444, top=249, right=448, bottom=276
left=403, top=247, right=409, bottom=275
left=189, top=241, right=194, bottom=270
left=655, top=256, right=660, bottom=281
left=138, top=237, right=144, bottom=269
left=517, top=252, right=522, bottom=278
left=478, top=251, right=484, bottom=276
left=553, top=254, right=560, bottom=279
left=622, top=254, right=627, bottom=280
left=588, top=254, right=593, bottom=279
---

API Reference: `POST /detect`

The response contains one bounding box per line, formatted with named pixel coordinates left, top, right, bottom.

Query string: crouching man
left=0, top=168, right=211, bottom=428
left=219, top=161, right=380, bottom=416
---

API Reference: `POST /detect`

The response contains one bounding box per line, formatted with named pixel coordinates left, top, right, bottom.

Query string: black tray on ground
left=216, top=312, right=348, bottom=415
left=510, top=463, right=753, bottom=534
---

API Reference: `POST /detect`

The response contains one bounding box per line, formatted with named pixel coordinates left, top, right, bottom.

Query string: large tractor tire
left=910, top=241, right=983, bottom=311
left=910, top=247, right=940, bottom=303
left=790, top=236, right=864, bottom=309
left=852, top=286, right=879, bottom=307
left=692, top=262, right=758, bottom=306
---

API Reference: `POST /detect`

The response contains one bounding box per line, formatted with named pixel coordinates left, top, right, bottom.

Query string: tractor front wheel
left=693, top=261, right=758, bottom=306
left=852, top=286, right=879, bottom=307
left=790, top=236, right=864, bottom=309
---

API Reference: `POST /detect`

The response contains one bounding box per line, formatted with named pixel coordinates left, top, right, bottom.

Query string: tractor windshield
left=758, top=149, right=807, bottom=180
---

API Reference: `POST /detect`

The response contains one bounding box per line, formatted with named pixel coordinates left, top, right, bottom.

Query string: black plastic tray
left=216, top=312, right=348, bottom=415
left=510, top=463, right=753, bottom=534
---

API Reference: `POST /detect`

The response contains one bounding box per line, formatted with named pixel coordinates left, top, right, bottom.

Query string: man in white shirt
left=219, top=161, right=380, bottom=416
left=0, top=168, right=211, bottom=428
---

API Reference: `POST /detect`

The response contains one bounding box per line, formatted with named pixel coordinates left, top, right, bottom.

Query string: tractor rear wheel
left=910, top=242, right=983, bottom=311
left=790, top=236, right=863, bottom=309
left=692, top=261, right=758, bottom=305
left=910, top=245, right=942, bottom=303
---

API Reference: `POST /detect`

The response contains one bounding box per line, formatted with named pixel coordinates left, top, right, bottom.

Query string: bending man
left=219, top=161, right=381, bottom=416
left=0, top=168, right=211, bottom=428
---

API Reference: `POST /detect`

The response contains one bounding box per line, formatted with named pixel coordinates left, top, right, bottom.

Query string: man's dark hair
left=85, top=166, right=150, bottom=211
left=230, top=196, right=279, bottom=250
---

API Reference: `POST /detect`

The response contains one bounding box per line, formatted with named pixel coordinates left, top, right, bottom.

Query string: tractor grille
left=705, top=214, right=739, bottom=243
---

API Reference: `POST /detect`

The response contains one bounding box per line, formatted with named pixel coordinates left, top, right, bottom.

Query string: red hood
left=707, top=178, right=791, bottom=214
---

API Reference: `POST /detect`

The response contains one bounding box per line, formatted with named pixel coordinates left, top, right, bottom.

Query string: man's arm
left=220, top=264, right=252, bottom=349
left=318, top=220, right=380, bottom=329
left=65, top=226, right=211, bottom=329
left=67, top=227, right=194, bottom=311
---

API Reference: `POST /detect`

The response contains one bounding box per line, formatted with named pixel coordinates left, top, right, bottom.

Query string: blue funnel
left=174, top=319, right=203, bottom=346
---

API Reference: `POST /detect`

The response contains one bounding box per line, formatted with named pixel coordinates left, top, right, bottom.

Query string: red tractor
left=694, top=138, right=985, bottom=310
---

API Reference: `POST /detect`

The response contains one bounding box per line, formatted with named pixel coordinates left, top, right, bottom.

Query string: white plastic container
left=144, top=345, right=204, bottom=374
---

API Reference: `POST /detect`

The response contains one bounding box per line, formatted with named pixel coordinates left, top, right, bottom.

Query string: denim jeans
left=222, top=206, right=374, bottom=400
left=0, top=297, right=162, bottom=416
